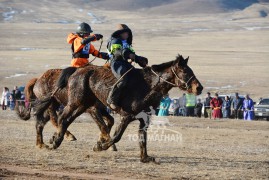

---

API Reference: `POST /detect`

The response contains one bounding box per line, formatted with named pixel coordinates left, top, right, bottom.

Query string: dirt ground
left=0, top=110, right=268, bottom=179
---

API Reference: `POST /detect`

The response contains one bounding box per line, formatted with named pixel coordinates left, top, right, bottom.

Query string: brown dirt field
left=0, top=110, right=268, bottom=179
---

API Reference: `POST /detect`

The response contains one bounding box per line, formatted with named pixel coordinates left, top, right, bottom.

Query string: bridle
left=151, top=67, right=195, bottom=90
left=171, top=67, right=195, bottom=90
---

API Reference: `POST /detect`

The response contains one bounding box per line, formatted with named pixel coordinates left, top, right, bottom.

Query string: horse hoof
left=65, top=134, right=77, bottom=141
left=36, top=143, right=49, bottom=149
left=109, top=144, right=118, bottom=151
left=92, top=142, right=103, bottom=152
left=140, top=156, right=157, bottom=163
left=52, top=137, right=63, bottom=149
left=101, top=143, right=110, bottom=151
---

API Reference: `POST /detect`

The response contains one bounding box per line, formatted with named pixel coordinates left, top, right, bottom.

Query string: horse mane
left=151, top=55, right=182, bottom=71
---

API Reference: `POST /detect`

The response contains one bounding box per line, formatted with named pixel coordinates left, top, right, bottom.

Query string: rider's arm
left=89, top=44, right=109, bottom=60
left=81, top=34, right=103, bottom=45
left=81, top=36, right=96, bottom=45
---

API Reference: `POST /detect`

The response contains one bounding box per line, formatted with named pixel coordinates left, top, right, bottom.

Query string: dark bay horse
left=36, top=54, right=203, bottom=163
left=16, top=69, right=116, bottom=150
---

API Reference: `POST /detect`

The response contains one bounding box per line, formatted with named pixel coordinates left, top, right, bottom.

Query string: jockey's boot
left=107, top=80, right=125, bottom=111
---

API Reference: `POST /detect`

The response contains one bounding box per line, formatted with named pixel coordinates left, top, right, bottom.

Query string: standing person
left=9, top=90, right=15, bottom=110
left=1, top=87, right=9, bottom=110
left=158, top=94, right=171, bottom=116
left=194, top=98, right=203, bottom=118
left=169, top=99, right=180, bottom=116
left=14, top=86, right=22, bottom=106
left=185, top=91, right=196, bottom=117
left=242, top=94, right=254, bottom=120
left=210, top=93, right=223, bottom=119
left=222, top=96, right=231, bottom=118
left=232, top=92, right=243, bottom=119
left=203, top=92, right=212, bottom=119
left=178, top=93, right=186, bottom=116
left=106, top=24, right=148, bottom=110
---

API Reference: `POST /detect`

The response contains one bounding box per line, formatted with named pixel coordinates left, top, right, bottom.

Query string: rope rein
left=89, top=38, right=104, bottom=64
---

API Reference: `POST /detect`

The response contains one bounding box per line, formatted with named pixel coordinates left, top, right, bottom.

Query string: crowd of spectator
left=1, top=86, right=24, bottom=110
left=157, top=92, right=255, bottom=120
left=0, top=86, right=257, bottom=121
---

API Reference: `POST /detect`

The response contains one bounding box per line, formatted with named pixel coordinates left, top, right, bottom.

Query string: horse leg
left=36, top=110, right=50, bottom=149
left=87, top=108, right=113, bottom=152
left=52, top=105, right=86, bottom=149
left=138, top=118, right=156, bottom=163
left=99, top=108, right=117, bottom=151
left=47, top=105, right=77, bottom=143
left=101, top=115, right=134, bottom=150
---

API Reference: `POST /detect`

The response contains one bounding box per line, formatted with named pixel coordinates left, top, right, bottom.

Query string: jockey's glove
left=81, top=36, right=96, bottom=45
left=100, top=52, right=109, bottom=60
left=94, top=34, right=103, bottom=40
left=135, top=55, right=148, bottom=68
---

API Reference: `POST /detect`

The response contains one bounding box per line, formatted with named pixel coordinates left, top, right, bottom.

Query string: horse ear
left=185, top=56, right=189, bottom=64
left=177, top=55, right=186, bottom=66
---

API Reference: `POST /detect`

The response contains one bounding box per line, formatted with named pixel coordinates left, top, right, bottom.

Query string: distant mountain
left=0, top=0, right=268, bottom=23
left=89, top=0, right=268, bottom=14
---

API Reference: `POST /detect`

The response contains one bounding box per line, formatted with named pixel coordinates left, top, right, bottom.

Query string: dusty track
left=0, top=111, right=268, bottom=179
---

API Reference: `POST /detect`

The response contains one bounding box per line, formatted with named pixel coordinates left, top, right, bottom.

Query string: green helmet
left=76, top=22, right=93, bottom=34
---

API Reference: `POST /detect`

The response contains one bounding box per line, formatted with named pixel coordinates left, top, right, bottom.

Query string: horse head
left=171, top=54, right=203, bottom=95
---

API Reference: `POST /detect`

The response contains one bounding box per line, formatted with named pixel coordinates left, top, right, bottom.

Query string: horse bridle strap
left=150, top=68, right=177, bottom=86
left=171, top=67, right=195, bottom=89
left=151, top=67, right=195, bottom=89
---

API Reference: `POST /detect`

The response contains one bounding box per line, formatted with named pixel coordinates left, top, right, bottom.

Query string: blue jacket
left=232, top=98, right=242, bottom=110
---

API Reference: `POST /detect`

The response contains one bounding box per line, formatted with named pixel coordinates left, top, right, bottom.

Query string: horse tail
left=15, top=78, right=38, bottom=121
left=34, top=94, right=56, bottom=122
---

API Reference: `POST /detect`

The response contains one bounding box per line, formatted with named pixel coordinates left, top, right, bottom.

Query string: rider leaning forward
left=106, top=24, right=148, bottom=110
left=67, top=22, right=109, bottom=67
left=56, top=23, right=148, bottom=109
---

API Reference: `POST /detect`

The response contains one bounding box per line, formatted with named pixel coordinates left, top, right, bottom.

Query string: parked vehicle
left=254, top=98, right=269, bottom=120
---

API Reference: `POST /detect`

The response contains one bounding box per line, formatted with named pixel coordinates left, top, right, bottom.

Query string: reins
left=110, top=67, right=134, bottom=88
left=89, top=38, right=104, bottom=64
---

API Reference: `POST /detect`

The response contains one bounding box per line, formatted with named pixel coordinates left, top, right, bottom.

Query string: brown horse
left=16, top=76, right=78, bottom=148
left=16, top=69, right=116, bottom=150
left=36, top=54, right=203, bottom=162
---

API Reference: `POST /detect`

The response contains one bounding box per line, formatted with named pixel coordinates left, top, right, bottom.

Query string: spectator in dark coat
left=232, top=92, right=243, bottom=119
left=222, top=96, right=231, bottom=118
left=195, top=99, right=203, bottom=118
left=14, top=86, right=22, bottom=106
left=203, top=92, right=212, bottom=119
